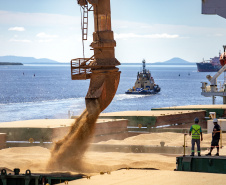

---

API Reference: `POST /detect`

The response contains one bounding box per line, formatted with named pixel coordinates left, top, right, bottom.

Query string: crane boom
left=207, top=64, right=226, bottom=85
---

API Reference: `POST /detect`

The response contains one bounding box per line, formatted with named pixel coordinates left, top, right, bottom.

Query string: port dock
left=1, top=104, right=226, bottom=148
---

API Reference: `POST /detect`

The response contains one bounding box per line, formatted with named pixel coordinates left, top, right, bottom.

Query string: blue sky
left=1, top=0, right=226, bottom=63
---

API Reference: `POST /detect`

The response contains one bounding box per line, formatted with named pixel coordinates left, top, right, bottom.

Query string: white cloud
left=9, top=39, right=31, bottom=43
left=215, top=33, right=224, bottom=37
left=0, top=11, right=80, bottom=26
left=36, top=32, right=58, bottom=39
left=36, top=39, right=54, bottom=43
left=8, top=27, right=25, bottom=31
left=114, top=33, right=179, bottom=39
left=113, top=20, right=226, bottom=39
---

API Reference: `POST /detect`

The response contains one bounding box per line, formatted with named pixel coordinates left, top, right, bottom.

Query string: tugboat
left=125, top=59, right=161, bottom=94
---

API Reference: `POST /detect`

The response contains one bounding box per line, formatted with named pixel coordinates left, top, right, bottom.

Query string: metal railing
left=71, top=57, right=92, bottom=80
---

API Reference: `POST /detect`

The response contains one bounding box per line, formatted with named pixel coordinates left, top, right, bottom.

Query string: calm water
left=0, top=63, right=225, bottom=122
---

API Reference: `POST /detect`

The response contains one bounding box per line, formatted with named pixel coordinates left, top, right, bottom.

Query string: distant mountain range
left=0, top=56, right=60, bottom=64
left=0, top=56, right=195, bottom=65
left=150, top=57, right=194, bottom=65
left=122, top=57, right=195, bottom=65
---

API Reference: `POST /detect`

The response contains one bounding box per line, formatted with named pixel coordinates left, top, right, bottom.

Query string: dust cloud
left=47, top=99, right=101, bottom=171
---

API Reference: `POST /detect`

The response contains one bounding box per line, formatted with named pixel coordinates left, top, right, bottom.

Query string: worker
left=206, top=118, right=221, bottom=156
left=189, top=117, right=203, bottom=156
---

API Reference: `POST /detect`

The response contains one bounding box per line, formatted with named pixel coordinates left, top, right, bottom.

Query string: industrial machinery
left=0, top=168, right=83, bottom=185
left=202, top=0, right=226, bottom=19
left=201, top=0, right=226, bottom=104
left=71, top=0, right=121, bottom=111
left=201, top=46, right=226, bottom=104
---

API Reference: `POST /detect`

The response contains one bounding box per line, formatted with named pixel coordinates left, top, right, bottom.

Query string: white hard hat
left=213, top=118, right=218, bottom=123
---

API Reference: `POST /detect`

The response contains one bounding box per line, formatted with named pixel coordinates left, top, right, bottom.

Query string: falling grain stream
left=47, top=99, right=101, bottom=171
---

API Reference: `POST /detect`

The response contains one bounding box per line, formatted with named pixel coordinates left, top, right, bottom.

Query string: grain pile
left=0, top=147, right=50, bottom=173
left=57, top=169, right=226, bottom=185
left=1, top=132, right=226, bottom=173
left=97, top=132, right=226, bottom=148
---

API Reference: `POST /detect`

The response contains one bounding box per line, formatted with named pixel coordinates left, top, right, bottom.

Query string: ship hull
left=125, top=91, right=158, bottom=95
left=196, top=62, right=221, bottom=72
left=125, top=88, right=161, bottom=95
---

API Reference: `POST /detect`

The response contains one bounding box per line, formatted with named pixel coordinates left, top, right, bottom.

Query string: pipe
left=86, top=69, right=120, bottom=111
left=84, top=0, right=121, bottom=111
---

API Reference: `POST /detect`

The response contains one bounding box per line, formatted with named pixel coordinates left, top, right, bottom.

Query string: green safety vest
left=191, top=124, right=201, bottom=139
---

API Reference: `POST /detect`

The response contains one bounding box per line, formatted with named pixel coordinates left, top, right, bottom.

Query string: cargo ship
left=196, top=52, right=222, bottom=72
left=125, top=60, right=161, bottom=94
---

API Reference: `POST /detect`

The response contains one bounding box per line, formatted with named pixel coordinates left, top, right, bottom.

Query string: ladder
left=82, top=4, right=88, bottom=40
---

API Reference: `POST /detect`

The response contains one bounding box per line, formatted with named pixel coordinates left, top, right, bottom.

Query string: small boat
left=125, top=59, right=161, bottom=95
